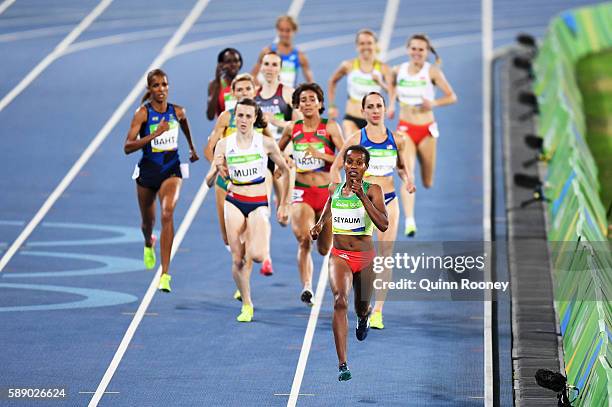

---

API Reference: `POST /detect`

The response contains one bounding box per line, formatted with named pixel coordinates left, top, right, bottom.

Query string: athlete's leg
left=417, top=136, right=437, bottom=188
left=399, top=134, right=418, bottom=226
left=157, top=176, right=182, bottom=275
left=136, top=184, right=156, bottom=247
left=316, top=215, right=333, bottom=256
left=329, top=255, right=353, bottom=366
left=291, top=203, right=316, bottom=288
left=224, top=201, right=250, bottom=305
left=353, top=263, right=375, bottom=319
left=245, top=206, right=271, bottom=264
left=137, top=184, right=157, bottom=270
left=257, top=168, right=275, bottom=275
left=372, top=198, right=399, bottom=317
left=214, top=184, right=229, bottom=246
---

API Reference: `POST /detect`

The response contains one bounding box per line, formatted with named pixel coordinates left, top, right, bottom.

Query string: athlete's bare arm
left=329, top=132, right=360, bottom=183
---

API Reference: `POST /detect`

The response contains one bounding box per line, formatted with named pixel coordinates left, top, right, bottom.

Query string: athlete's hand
left=350, top=178, right=365, bottom=199
left=273, top=167, right=283, bottom=179
left=371, top=70, right=384, bottom=87
left=310, top=222, right=323, bottom=240
left=284, top=153, right=295, bottom=169
left=154, top=118, right=169, bottom=137
left=405, top=178, right=416, bottom=194
left=214, top=154, right=228, bottom=178
left=387, top=104, right=395, bottom=120
left=214, top=63, right=223, bottom=81
left=421, top=98, right=434, bottom=111
left=305, top=145, right=321, bottom=159
left=189, top=149, right=199, bottom=162
left=328, top=106, right=339, bottom=120
left=277, top=203, right=290, bottom=226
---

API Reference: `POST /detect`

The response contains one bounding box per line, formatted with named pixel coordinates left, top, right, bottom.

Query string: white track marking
left=0, top=0, right=209, bottom=275
left=0, top=0, right=113, bottom=113
left=377, top=0, right=400, bottom=60
left=288, top=0, right=305, bottom=18
left=0, top=0, right=15, bottom=15
left=298, top=34, right=355, bottom=52
left=482, top=0, right=494, bottom=405
left=63, top=27, right=176, bottom=55
left=88, top=181, right=210, bottom=406
left=172, top=29, right=275, bottom=57
left=0, top=25, right=76, bottom=42
left=287, top=255, right=329, bottom=407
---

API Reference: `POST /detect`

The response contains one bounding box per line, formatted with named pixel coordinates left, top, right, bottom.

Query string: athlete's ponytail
left=235, top=98, right=268, bottom=129
left=141, top=68, right=168, bottom=104
left=408, top=33, right=442, bottom=66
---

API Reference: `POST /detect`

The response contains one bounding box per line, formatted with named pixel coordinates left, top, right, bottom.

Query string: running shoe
left=158, top=273, right=171, bottom=293
left=301, top=288, right=314, bottom=306
left=260, top=258, right=274, bottom=276
left=143, top=234, right=157, bottom=269
left=404, top=218, right=417, bottom=237
left=338, top=362, right=352, bottom=381
left=356, top=314, right=370, bottom=341
left=370, top=311, right=384, bottom=329
left=236, top=304, right=253, bottom=322
left=233, top=289, right=242, bottom=302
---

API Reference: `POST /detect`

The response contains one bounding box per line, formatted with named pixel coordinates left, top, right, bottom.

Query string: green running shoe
left=158, top=273, right=171, bottom=293
left=404, top=218, right=417, bottom=237
left=370, top=311, right=384, bottom=329
left=233, top=289, right=242, bottom=302
left=143, top=235, right=157, bottom=269
left=236, top=304, right=253, bottom=322
left=338, top=363, right=352, bottom=381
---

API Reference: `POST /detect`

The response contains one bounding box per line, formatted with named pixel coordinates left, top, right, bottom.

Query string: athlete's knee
left=231, top=256, right=245, bottom=271
left=333, top=293, right=349, bottom=312
left=297, top=234, right=312, bottom=252
left=245, top=241, right=265, bottom=263
left=247, top=251, right=265, bottom=264
left=161, top=207, right=174, bottom=224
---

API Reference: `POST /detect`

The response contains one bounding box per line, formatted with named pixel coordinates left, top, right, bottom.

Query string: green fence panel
left=534, top=3, right=612, bottom=405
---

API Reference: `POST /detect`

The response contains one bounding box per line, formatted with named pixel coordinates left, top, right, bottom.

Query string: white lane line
left=482, top=0, right=494, bottom=405
left=0, top=24, right=77, bottom=43
left=63, top=27, right=176, bottom=55
left=377, top=0, right=400, bottom=60
left=172, top=29, right=274, bottom=57
left=288, top=0, right=305, bottom=18
left=0, top=0, right=16, bottom=16
left=61, top=21, right=352, bottom=57
left=287, top=255, right=329, bottom=407
left=0, top=0, right=208, bottom=276
left=79, top=391, right=119, bottom=394
left=0, top=0, right=113, bottom=113
left=298, top=34, right=355, bottom=52
left=88, top=181, right=211, bottom=407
